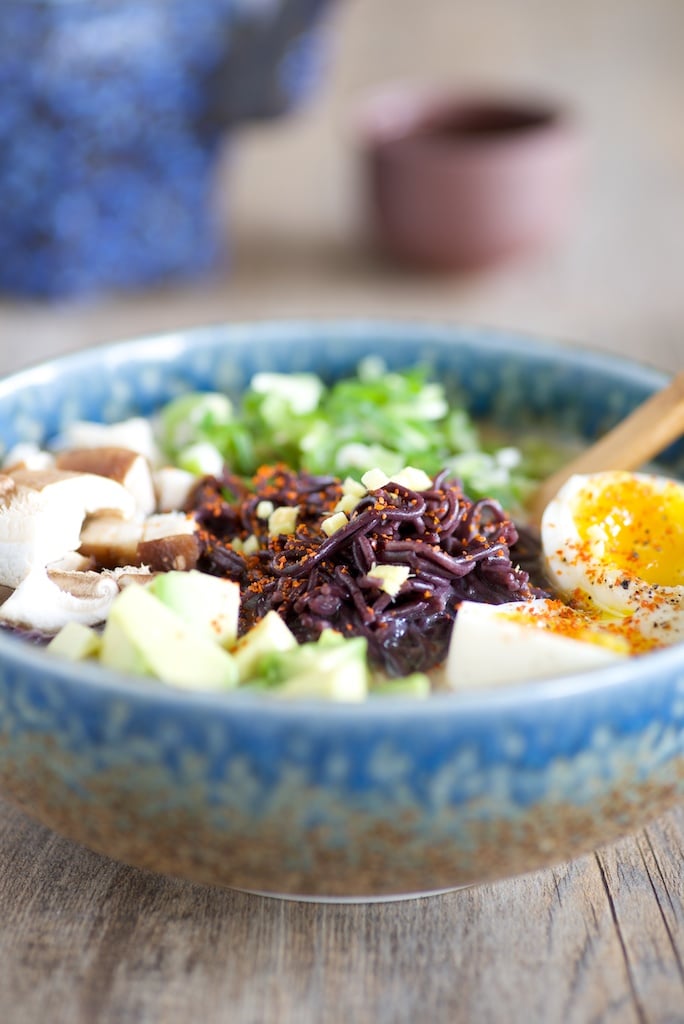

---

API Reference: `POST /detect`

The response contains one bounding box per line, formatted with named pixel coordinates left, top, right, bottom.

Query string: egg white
left=446, top=598, right=626, bottom=689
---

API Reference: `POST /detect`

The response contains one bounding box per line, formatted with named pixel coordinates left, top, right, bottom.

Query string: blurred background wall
left=1, top=0, right=683, bottom=373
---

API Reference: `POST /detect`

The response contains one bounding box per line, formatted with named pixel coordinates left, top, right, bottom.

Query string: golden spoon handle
left=528, top=370, right=684, bottom=526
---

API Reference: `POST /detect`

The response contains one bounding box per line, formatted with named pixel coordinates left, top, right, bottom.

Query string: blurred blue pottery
left=0, top=0, right=333, bottom=297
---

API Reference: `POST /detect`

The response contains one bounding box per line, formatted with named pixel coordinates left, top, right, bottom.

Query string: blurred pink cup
left=359, top=84, right=585, bottom=271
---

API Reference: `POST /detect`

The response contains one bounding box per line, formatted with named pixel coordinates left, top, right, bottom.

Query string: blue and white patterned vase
left=0, top=0, right=332, bottom=296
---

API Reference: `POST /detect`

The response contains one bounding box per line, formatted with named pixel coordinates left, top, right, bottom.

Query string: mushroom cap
left=52, top=417, right=161, bottom=465
left=153, top=466, right=197, bottom=513
left=0, top=566, right=120, bottom=633
left=137, top=512, right=199, bottom=572
left=79, top=515, right=144, bottom=570
left=55, top=447, right=156, bottom=516
left=0, top=468, right=136, bottom=588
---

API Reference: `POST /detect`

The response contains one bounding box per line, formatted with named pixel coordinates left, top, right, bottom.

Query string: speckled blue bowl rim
left=0, top=317, right=679, bottom=728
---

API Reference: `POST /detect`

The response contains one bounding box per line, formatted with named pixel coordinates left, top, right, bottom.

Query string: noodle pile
left=189, top=465, right=539, bottom=676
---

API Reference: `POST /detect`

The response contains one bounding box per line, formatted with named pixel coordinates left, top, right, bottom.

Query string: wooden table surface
left=1, top=2, right=684, bottom=1021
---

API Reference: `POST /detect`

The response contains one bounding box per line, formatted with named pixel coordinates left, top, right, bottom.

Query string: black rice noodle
left=189, top=466, right=543, bottom=677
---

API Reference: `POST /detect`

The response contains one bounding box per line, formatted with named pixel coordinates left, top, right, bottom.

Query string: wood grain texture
left=1, top=797, right=683, bottom=1024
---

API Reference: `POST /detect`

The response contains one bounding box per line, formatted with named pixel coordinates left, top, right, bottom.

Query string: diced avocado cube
left=148, top=569, right=240, bottom=647
left=255, top=632, right=368, bottom=701
left=371, top=673, right=431, bottom=698
left=100, top=613, right=152, bottom=677
left=233, top=611, right=297, bottom=682
left=47, top=621, right=101, bottom=661
left=100, top=584, right=238, bottom=691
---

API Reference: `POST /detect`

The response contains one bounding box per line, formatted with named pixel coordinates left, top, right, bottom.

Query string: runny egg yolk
left=571, top=472, right=684, bottom=588
left=542, top=470, right=684, bottom=645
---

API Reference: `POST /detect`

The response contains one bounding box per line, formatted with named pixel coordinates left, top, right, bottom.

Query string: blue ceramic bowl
left=0, top=320, right=683, bottom=900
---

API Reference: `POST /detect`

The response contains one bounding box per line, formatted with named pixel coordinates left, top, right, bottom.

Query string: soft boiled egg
left=446, top=468, right=684, bottom=690
left=541, top=470, right=684, bottom=649
left=446, top=598, right=628, bottom=690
